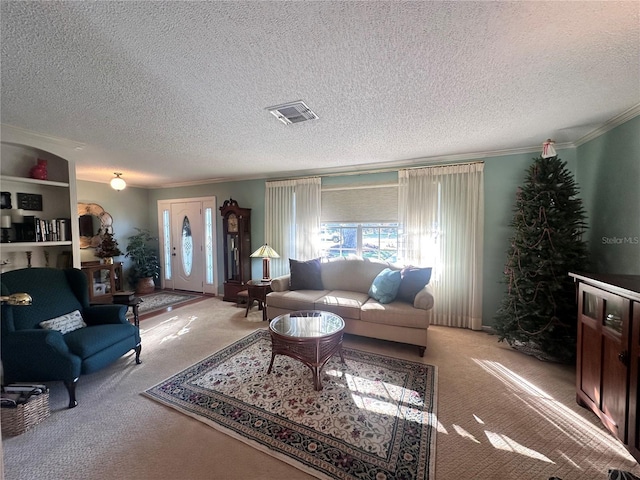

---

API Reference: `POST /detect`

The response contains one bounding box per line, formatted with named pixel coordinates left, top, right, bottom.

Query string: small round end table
left=267, top=310, right=345, bottom=390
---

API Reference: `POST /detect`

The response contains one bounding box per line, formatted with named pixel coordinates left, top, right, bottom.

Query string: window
left=320, top=222, right=399, bottom=262
left=162, top=209, right=171, bottom=280
left=320, top=181, right=399, bottom=263
left=181, top=216, right=193, bottom=276
left=205, top=207, right=214, bottom=284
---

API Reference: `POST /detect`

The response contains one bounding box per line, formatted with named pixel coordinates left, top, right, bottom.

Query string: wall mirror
left=77, top=203, right=113, bottom=249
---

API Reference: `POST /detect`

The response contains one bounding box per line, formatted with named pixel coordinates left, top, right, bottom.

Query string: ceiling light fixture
left=267, top=101, right=318, bottom=125
left=110, top=172, right=126, bottom=191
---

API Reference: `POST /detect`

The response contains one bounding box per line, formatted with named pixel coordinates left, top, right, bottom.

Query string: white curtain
left=265, top=177, right=321, bottom=277
left=399, top=163, right=484, bottom=330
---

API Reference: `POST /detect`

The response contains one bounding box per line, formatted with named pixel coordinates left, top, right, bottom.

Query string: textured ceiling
left=1, top=1, right=639, bottom=188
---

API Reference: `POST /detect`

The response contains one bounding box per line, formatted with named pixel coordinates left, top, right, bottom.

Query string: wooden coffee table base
left=267, top=329, right=345, bottom=391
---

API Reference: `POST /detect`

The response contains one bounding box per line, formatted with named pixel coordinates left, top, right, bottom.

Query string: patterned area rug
left=143, top=330, right=438, bottom=479
left=128, top=291, right=199, bottom=317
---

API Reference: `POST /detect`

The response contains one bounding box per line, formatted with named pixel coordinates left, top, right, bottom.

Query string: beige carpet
left=131, top=291, right=201, bottom=317
left=2, top=297, right=639, bottom=480
left=143, top=330, right=437, bottom=479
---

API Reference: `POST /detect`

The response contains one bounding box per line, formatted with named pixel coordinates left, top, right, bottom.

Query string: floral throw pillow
left=39, top=310, right=86, bottom=335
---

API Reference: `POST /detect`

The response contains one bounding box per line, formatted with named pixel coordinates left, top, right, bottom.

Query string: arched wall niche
left=0, top=141, right=70, bottom=183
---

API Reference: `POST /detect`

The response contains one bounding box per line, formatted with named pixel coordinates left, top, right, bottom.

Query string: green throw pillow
left=368, top=268, right=402, bottom=304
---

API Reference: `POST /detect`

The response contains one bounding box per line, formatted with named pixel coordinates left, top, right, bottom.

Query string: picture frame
left=0, top=192, right=11, bottom=209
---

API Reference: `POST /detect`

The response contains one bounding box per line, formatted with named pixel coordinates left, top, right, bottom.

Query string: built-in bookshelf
left=0, top=142, right=79, bottom=271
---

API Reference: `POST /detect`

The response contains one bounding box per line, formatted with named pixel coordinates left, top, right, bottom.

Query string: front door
left=171, top=201, right=204, bottom=292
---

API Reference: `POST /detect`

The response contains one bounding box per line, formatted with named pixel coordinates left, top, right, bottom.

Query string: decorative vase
left=135, top=277, right=155, bottom=295
left=29, top=159, right=48, bottom=180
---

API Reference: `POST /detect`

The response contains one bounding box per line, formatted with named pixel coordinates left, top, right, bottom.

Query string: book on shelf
left=14, top=217, right=71, bottom=243
left=28, top=217, right=72, bottom=242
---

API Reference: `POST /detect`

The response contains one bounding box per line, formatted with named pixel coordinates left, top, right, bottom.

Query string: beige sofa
left=266, top=257, right=434, bottom=356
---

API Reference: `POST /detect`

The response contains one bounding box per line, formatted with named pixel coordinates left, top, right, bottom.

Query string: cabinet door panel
left=629, top=302, right=640, bottom=459
left=602, top=334, right=627, bottom=439
left=571, top=273, right=640, bottom=463
left=580, top=322, right=602, bottom=405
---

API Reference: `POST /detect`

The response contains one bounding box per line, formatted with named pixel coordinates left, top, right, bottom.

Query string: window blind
left=321, top=183, right=398, bottom=223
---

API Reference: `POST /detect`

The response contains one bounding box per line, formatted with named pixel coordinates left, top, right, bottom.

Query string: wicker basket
left=1, top=392, right=50, bottom=436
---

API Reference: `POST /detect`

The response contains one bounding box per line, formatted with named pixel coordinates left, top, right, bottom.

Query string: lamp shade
left=250, top=244, right=279, bottom=281
left=110, top=173, right=126, bottom=191
left=0, top=292, right=33, bottom=305
left=250, top=244, right=280, bottom=259
left=10, top=209, right=24, bottom=224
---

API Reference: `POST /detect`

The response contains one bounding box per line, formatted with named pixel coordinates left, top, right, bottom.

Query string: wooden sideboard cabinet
left=570, top=272, right=640, bottom=462
left=81, top=262, right=124, bottom=303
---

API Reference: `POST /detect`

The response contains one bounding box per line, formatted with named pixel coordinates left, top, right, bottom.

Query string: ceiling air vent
left=267, top=101, right=318, bottom=125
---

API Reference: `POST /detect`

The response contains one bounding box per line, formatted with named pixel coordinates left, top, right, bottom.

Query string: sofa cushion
left=314, top=290, right=370, bottom=320
left=289, top=258, right=324, bottom=290
left=368, top=268, right=402, bottom=304
left=361, top=299, right=431, bottom=329
left=267, top=290, right=330, bottom=312
left=321, top=257, right=390, bottom=294
left=64, top=323, right=138, bottom=360
left=397, top=267, right=432, bottom=303
left=39, top=310, right=86, bottom=335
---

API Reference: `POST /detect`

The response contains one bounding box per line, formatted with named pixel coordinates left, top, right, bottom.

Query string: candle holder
left=1, top=214, right=12, bottom=243
left=10, top=209, right=24, bottom=242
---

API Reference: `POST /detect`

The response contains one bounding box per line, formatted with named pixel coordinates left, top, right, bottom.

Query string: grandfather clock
left=220, top=199, right=252, bottom=302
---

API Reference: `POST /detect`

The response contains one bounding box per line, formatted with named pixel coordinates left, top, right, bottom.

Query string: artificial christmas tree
left=494, top=140, right=589, bottom=363
left=95, top=230, right=122, bottom=263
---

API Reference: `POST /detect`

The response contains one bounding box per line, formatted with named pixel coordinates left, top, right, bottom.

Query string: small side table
left=113, top=292, right=143, bottom=327
left=245, top=280, right=272, bottom=322
left=267, top=310, right=345, bottom=391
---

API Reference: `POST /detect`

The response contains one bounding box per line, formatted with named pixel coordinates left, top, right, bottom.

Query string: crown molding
left=573, top=103, right=640, bottom=147
left=154, top=105, right=638, bottom=187
left=10, top=102, right=640, bottom=188
left=1, top=123, right=86, bottom=151
left=149, top=142, right=573, bottom=188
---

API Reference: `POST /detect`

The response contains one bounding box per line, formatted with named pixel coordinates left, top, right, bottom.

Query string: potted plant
left=95, top=230, right=122, bottom=264
left=125, top=228, right=160, bottom=295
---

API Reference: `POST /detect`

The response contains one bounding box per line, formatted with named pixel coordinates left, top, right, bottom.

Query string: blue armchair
left=1, top=267, right=141, bottom=408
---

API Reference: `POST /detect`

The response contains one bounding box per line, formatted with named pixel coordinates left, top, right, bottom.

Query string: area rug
left=128, top=291, right=200, bottom=318
left=143, top=330, right=438, bottom=480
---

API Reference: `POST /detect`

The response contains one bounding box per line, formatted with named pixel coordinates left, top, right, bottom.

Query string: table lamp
left=250, top=244, right=280, bottom=281
left=1, top=215, right=11, bottom=243
left=0, top=292, right=33, bottom=305
left=10, top=209, right=24, bottom=241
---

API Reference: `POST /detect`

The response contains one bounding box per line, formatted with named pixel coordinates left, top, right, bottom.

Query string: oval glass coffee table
left=267, top=310, right=345, bottom=391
